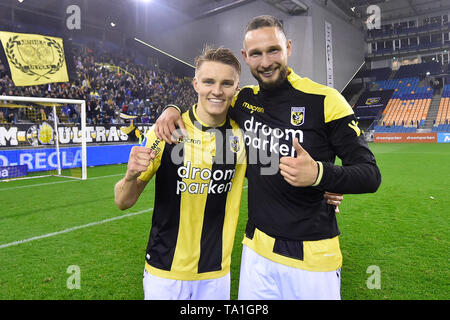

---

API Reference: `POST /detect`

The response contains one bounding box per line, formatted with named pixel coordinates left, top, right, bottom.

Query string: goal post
left=0, top=95, right=87, bottom=181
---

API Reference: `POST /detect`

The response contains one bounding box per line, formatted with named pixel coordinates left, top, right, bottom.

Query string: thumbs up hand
left=279, top=138, right=319, bottom=187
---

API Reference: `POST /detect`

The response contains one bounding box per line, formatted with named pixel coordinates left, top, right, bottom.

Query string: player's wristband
left=163, top=104, right=181, bottom=114
left=311, top=161, right=323, bottom=187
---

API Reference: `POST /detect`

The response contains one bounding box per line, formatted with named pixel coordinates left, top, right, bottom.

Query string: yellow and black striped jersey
left=230, top=68, right=381, bottom=271
left=138, top=105, right=247, bottom=280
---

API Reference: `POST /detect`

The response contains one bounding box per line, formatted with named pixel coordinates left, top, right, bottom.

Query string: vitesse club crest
left=229, top=136, right=240, bottom=153
left=291, top=107, right=305, bottom=126
left=366, top=97, right=380, bottom=105
left=0, top=31, right=68, bottom=86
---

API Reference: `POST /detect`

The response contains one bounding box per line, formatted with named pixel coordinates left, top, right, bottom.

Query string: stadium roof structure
left=332, top=0, right=450, bottom=22
left=161, top=0, right=450, bottom=21
left=1, top=0, right=449, bottom=36
left=0, top=0, right=314, bottom=47
left=0, top=1, right=257, bottom=35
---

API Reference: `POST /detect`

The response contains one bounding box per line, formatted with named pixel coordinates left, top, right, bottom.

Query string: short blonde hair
left=195, top=45, right=241, bottom=75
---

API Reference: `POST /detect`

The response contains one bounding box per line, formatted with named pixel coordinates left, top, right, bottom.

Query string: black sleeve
left=165, top=104, right=189, bottom=113
left=317, top=114, right=382, bottom=194
left=178, top=104, right=189, bottom=113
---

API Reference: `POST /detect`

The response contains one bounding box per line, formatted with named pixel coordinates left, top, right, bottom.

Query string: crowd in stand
left=0, top=46, right=197, bottom=125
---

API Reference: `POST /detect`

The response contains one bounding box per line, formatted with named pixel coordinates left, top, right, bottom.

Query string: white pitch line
left=0, top=173, right=124, bottom=191
left=0, top=207, right=153, bottom=249
left=0, top=184, right=249, bottom=250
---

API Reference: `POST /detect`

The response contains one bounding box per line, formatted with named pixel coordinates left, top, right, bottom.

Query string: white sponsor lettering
left=58, top=127, right=71, bottom=144
left=0, top=125, right=150, bottom=146
left=96, top=126, right=107, bottom=142
left=0, top=155, right=8, bottom=166
left=176, top=161, right=235, bottom=195
left=35, top=153, right=47, bottom=169
left=20, top=153, right=33, bottom=170
left=3, top=150, right=82, bottom=171
left=0, top=127, right=18, bottom=146
left=243, top=116, right=303, bottom=158
left=108, top=126, right=120, bottom=142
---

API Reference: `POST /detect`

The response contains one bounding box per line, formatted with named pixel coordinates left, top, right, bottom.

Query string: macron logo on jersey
left=242, top=101, right=264, bottom=114
left=178, top=136, right=201, bottom=145
left=141, top=135, right=162, bottom=156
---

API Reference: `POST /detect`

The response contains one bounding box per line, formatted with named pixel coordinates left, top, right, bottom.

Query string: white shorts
left=238, top=245, right=341, bottom=300
left=143, top=269, right=230, bottom=300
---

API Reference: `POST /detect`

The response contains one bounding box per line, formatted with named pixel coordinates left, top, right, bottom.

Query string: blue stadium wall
left=0, top=123, right=150, bottom=172
left=2, top=131, right=448, bottom=174
left=0, top=144, right=137, bottom=172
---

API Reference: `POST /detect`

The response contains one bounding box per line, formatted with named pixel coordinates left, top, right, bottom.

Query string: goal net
left=0, top=95, right=87, bottom=181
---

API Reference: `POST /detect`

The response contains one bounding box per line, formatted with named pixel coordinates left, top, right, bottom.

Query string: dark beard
left=253, top=66, right=288, bottom=90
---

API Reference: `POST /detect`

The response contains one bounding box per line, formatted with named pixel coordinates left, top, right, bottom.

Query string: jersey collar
left=188, top=104, right=230, bottom=132
left=287, top=68, right=301, bottom=83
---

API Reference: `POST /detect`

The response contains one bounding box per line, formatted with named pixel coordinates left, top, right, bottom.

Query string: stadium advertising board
left=354, top=90, right=394, bottom=120
left=0, top=124, right=152, bottom=147
left=437, top=132, right=450, bottom=143
left=0, top=144, right=134, bottom=172
left=374, top=132, right=437, bottom=143
left=0, top=164, right=27, bottom=179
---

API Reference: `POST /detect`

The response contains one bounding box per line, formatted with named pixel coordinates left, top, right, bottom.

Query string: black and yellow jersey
left=230, top=68, right=381, bottom=271
left=138, top=105, right=247, bottom=280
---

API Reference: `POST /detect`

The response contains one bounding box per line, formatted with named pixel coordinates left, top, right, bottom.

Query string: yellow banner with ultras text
left=0, top=31, right=69, bottom=86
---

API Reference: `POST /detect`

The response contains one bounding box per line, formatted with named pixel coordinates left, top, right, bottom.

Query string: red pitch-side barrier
left=374, top=132, right=437, bottom=143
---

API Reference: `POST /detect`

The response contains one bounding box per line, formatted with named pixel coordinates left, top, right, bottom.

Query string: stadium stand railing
left=394, top=62, right=443, bottom=79
left=363, top=75, right=439, bottom=132
left=355, top=67, right=392, bottom=81
left=432, top=84, right=450, bottom=132
left=366, top=21, right=450, bottom=40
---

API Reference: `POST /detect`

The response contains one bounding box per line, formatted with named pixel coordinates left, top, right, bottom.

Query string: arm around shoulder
left=154, top=104, right=186, bottom=144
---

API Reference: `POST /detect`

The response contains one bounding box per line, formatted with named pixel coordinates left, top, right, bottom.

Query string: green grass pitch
left=0, top=143, right=448, bottom=300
